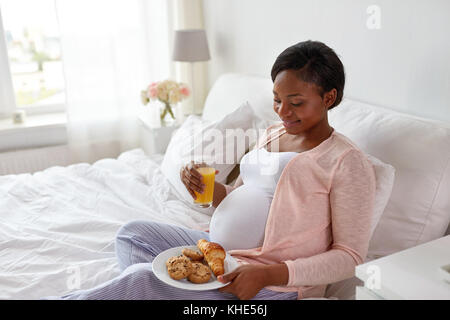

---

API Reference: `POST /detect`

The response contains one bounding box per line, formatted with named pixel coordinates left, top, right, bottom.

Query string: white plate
left=152, top=245, right=239, bottom=291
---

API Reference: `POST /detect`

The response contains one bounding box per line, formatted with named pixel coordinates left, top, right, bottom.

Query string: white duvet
left=0, top=149, right=213, bottom=299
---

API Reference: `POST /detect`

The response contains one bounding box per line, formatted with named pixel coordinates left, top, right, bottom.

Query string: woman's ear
left=323, top=88, right=337, bottom=109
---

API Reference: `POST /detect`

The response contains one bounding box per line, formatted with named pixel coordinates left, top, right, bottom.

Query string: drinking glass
left=193, top=164, right=216, bottom=208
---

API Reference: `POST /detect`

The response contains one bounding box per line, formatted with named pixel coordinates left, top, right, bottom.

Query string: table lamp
left=172, top=29, right=210, bottom=115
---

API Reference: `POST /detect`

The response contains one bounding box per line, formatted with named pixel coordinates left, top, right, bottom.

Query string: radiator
left=0, top=141, right=125, bottom=176
left=0, top=145, right=72, bottom=175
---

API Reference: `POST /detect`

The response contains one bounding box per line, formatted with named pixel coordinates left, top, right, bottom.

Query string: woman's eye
left=273, top=100, right=302, bottom=107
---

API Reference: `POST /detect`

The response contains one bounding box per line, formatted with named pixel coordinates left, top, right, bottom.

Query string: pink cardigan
left=225, top=123, right=376, bottom=299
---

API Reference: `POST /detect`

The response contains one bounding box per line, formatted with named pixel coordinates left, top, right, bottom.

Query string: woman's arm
left=283, top=150, right=377, bottom=287
left=212, top=175, right=243, bottom=208
left=218, top=263, right=289, bottom=300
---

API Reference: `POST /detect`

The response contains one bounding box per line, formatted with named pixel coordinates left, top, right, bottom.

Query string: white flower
left=142, top=79, right=189, bottom=105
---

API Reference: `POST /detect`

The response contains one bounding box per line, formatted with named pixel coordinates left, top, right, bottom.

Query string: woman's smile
left=282, top=119, right=302, bottom=128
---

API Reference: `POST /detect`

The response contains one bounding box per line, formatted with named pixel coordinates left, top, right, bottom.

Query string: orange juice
left=194, top=167, right=215, bottom=207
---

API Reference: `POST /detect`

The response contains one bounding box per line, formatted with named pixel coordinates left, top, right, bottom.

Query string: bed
left=0, top=150, right=214, bottom=299
left=1, top=73, right=449, bottom=300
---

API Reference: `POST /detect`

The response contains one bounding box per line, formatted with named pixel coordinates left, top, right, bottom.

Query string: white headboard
left=202, top=73, right=275, bottom=123
left=203, top=0, right=450, bottom=124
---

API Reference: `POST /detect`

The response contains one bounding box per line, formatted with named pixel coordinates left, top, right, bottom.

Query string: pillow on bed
left=329, top=98, right=450, bottom=258
left=365, top=154, right=395, bottom=244
left=161, top=102, right=269, bottom=204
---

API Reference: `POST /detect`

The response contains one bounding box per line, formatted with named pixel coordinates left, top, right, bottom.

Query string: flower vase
left=159, top=102, right=176, bottom=127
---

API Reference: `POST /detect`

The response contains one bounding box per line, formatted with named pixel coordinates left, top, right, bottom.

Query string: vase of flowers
left=141, top=79, right=190, bottom=126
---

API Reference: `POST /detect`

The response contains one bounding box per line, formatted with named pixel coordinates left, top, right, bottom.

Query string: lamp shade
left=172, top=29, right=210, bottom=62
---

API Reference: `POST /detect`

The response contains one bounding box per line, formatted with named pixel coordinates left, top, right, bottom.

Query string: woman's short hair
left=271, top=40, right=345, bottom=109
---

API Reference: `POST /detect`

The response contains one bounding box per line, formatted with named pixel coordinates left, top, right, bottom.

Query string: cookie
left=187, top=262, right=212, bottom=284
left=182, top=248, right=204, bottom=261
left=166, top=255, right=183, bottom=268
left=166, top=255, right=193, bottom=280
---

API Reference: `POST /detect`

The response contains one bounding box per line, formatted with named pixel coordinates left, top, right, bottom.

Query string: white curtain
left=55, top=0, right=170, bottom=162
left=172, top=0, right=209, bottom=115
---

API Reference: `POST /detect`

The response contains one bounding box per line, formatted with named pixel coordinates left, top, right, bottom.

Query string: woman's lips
left=282, top=119, right=301, bottom=128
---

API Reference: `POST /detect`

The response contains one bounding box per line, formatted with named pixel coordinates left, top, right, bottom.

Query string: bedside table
left=138, top=115, right=180, bottom=155
left=355, top=235, right=450, bottom=300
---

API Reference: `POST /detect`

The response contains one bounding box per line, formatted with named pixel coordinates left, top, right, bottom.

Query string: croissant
left=197, top=239, right=226, bottom=277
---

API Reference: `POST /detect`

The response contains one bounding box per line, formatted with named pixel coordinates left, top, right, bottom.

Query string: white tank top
left=209, top=147, right=298, bottom=251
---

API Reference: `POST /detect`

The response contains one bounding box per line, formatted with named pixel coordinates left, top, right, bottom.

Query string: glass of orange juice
left=194, top=165, right=216, bottom=208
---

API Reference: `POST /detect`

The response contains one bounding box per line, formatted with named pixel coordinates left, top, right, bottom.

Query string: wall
left=170, top=0, right=210, bottom=115
left=203, top=0, right=450, bottom=122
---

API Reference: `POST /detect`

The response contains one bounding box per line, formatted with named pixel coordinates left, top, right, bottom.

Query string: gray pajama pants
left=47, top=220, right=298, bottom=300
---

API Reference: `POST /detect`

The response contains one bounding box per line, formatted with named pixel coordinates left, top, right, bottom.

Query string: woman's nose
left=278, top=101, right=292, bottom=117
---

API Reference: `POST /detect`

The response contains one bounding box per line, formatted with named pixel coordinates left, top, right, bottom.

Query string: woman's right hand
left=180, top=161, right=206, bottom=200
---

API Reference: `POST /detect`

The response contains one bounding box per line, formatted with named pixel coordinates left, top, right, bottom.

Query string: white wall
left=171, top=0, right=210, bottom=114
left=203, top=0, right=450, bottom=122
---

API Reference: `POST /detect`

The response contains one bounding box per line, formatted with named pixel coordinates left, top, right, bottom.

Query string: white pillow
left=365, top=154, right=395, bottom=255
left=161, top=102, right=269, bottom=204
left=202, top=73, right=279, bottom=123
left=329, top=98, right=450, bottom=258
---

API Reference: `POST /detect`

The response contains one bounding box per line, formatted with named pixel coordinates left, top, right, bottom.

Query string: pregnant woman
left=48, top=40, right=376, bottom=300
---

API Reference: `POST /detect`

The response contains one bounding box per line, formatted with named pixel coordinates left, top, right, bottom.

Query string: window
left=0, top=0, right=65, bottom=118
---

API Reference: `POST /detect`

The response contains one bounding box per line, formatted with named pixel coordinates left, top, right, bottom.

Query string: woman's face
left=273, top=69, right=335, bottom=135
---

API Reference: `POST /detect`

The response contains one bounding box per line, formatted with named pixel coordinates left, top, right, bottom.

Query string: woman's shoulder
left=331, top=131, right=374, bottom=169
left=332, top=131, right=362, bottom=149
left=315, top=130, right=373, bottom=169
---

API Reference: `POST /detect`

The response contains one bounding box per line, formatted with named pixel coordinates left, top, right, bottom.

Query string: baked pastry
left=166, top=255, right=187, bottom=268
left=182, top=248, right=204, bottom=261
left=187, top=262, right=212, bottom=284
left=166, top=255, right=193, bottom=280
left=197, top=239, right=226, bottom=277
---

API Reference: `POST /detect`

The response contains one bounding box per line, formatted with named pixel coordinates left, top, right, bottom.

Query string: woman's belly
left=209, top=185, right=272, bottom=251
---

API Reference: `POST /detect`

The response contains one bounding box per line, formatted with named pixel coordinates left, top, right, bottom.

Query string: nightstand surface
left=355, top=235, right=450, bottom=300
left=138, top=115, right=180, bottom=155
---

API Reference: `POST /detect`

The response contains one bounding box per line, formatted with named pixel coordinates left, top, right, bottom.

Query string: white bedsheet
left=0, top=149, right=213, bottom=299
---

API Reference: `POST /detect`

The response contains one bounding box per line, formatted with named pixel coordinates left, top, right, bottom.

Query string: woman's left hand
left=217, top=265, right=269, bottom=300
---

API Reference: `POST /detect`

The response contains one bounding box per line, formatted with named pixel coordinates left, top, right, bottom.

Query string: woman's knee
left=114, top=220, right=169, bottom=260
left=115, top=220, right=171, bottom=239
left=115, top=220, right=149, bottom=267
left=115, top=221, right=136, bottom=253
left=122, top=262, right=154, bottom=277
left=116, top=220, right=145, bottom=238
left=115, top=220, right=155, bottom=246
